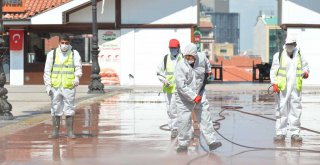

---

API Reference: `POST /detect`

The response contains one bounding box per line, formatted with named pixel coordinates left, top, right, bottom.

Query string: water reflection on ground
left=1, top=87, right=320, bottom=165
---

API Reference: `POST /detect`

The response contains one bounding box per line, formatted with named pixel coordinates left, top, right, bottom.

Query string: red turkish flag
left=10, top=30, right=24, bottom=51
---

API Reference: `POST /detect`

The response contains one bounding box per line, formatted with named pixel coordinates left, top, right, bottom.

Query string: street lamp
left=0, top=0, right=13, bottom=120
left=88, top=0, right=105, bottom=93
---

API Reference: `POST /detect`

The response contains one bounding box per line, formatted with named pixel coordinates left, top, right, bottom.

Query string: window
left=27, top=32, right=92, bottom=63
left=220, top=49, right=227, bottom=53
left=203, top=43, right=209, bottom=50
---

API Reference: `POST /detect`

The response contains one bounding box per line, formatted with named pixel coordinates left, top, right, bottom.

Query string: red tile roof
left=3, top=0, right=71, bottom=19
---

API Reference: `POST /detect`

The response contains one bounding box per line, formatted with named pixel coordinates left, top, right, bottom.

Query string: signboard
left=3, top=0, right=26, bottom=12
left=4, top=0, right=22, bottom=5
left=9, top=30, right=24, bottom=51
left=98, top=30, right=121, bottom=85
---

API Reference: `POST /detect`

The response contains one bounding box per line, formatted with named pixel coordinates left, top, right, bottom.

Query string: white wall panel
left=120, top=28, right=191, bottom=86
left=31, top=0, right=90, bottom=24
left=287, top=28, right=320, bottom=85
left=281, top=0, right=320, bottom=24
left=133, top=28, right=191, bottom=85
left=69, top=0, right=115, bottom=23
left=122, top=0, right=197, bottom=24
left=119, top=29, right=135, bottom=86
left=10, top=51, right=24, bottom=85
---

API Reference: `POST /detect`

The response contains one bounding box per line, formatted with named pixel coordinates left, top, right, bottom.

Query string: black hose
left=268, top=84, right=274, bottom=95
left=186, top=106, right=320, bottom=165
left=159, top=124, right=170, bottom=131
left=161, top=74, right=320, bottom=164
left=214, top=106, right=320, bottom=153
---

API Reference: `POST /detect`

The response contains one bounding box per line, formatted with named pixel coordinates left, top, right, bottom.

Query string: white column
left=9, top=30, right=24, bottom=85
left=10, top=51, right=24, bottom=85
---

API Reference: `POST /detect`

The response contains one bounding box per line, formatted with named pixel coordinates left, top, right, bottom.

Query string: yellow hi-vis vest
left=51, top=48, right=75, bottom=88
left=163, top=53, right=183, bottom=94
left=276, top=50, right=303, bottom=92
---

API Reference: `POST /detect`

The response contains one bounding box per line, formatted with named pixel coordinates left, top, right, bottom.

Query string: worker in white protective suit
left=156, top=39, right=183, bottom=138
left=44, top=34, right=83, bottom=139
left=270, top=37, right=309, bottom=143
left=175, top=43, right=221, bottom=153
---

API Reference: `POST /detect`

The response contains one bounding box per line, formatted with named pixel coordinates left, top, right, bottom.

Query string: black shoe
left=291, top=135, right=302, bottom=143
left=209, top=142, right=222, bottom=151
left=176, top=145, right=188, bottom=153
left=274, top=135, right=285, bottom=142
left=171, top=129, right=178, bottom=138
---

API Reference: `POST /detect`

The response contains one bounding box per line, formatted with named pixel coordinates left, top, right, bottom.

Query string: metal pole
left=88, top=0, right=105, bottom=93
left=0, top=0, right=14, bottom=120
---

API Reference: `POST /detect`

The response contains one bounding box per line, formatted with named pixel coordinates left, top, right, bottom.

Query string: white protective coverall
left=156, top=53, right=182, bottom=131
left=270, top=46, right=309, bottom=136
left=175, top=44, right=217, bottom=147
left=44, top=46, right=83, bottom=116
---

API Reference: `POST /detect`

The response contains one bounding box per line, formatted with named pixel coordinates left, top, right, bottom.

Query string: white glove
left=73, top=77, right=80, bottom=87
left=46, top=86, right=53, bottom=96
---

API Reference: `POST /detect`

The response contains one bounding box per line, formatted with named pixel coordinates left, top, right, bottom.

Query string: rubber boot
left=171, top=129, right=178, bottom=139
left=291, top=135, right=302, bottom=143
left=66, top=116, right=76, bottom=139
left=176, top=145, right=188, bottom=153
left=209, top=142, right=222, bottom=151
left=48, top=116, right=60, bottom=139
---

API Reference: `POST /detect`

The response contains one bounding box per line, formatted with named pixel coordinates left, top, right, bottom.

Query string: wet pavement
left=1, top=84, right=320, bottom=165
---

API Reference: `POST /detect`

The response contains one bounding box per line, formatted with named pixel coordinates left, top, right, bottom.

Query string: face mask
left=285, top=45, right=295, bottom=53
left=186, top=59, right=195, bottom=65
left=170, top=48, right=179, bottom=56
left=60, top=44, right=69, bottom=52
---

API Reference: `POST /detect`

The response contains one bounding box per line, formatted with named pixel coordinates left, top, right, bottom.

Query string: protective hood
left=183, top=43, right=198, bottom=57
left=282, top=44, right=297, bottom=54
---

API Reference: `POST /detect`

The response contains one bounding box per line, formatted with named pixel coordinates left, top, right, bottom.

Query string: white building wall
left=287, top=28, right=320, bottom=85
left=121, top=0, right=197, bottom=24
left=10, top=51, right=24, bottom=85
left=120, top=29, right=135, bottom=86
left=69, top=0, right=115, bottom=23
left=31, top=0, right=90, bottom=24
left=253, top=19, right=267, bottom=62
left=30, top=0, right=197, bottom=86
left=120, top=28, right=191, bottom=86
left=281, top=0, right=320, bottom=24
left=279, top=1, right=320, bottom=85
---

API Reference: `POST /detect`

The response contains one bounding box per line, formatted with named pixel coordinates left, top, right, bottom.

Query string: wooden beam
left=281, top=23, right=320, bottom=29
left=19, top=23, right=115, bottom=33
left=120, top=24, right=196, bottom=29
left=115, top=0, right=121, bottom=29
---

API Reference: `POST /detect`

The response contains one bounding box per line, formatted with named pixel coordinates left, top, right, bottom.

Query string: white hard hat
left=183, top=43, right=197, bottom=56
left=285, top=37, right=297, bottom=44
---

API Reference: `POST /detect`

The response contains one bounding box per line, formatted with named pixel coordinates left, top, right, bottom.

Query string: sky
left=229, top=0, right=277, bottom=52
